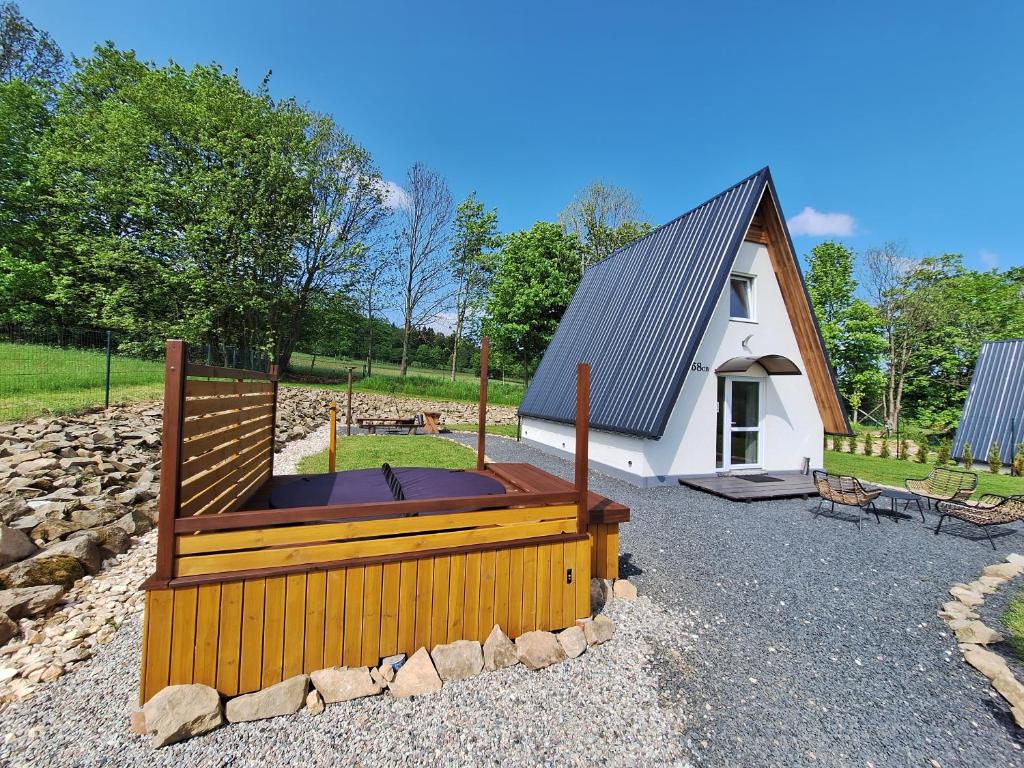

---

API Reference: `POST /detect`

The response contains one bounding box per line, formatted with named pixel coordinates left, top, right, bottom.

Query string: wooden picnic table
left=356, top=416, right=420, bottom=435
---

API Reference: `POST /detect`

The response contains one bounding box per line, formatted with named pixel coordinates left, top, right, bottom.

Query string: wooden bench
left=356, top=413, right=423, bottom=434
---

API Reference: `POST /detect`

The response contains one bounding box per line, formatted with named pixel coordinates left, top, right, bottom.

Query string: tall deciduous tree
left=559, top=181, right=649, bottom=273
left=0, top=2, right=65, bottom=87
left=484, top=222, right=580, bottom=375
left=393, top=163, right=453, bottom=376
left=352, top=246, right=393, bottom=376
left=448, top=193, right=500, bottom=380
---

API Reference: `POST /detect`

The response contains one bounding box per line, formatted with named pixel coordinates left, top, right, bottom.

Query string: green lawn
left=1003, top=592, right=1024, bottom=663
left=296, top=435, right=477, bottom=473
left=445, top=422, right=519, bottom=438
left=823, top=450, right=1024, bottom=498
left=290, top=351, right=525, bottom=386
left=298, top=373, right=523, bottom=407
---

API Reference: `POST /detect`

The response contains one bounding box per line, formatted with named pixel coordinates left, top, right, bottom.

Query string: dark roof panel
left=518, top=168, right=769, bottom=438
left=952, top=339, right=1024, bottom=465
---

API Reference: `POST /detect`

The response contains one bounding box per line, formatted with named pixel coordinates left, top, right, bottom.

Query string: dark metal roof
left=715, top=355, right=801, bottom=376
left=518, top=167, right=770, bottom=438
left=952, top=339, right=1024, bottom=465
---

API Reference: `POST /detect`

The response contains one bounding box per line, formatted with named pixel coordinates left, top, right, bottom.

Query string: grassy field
left=296, top=435, right=476, bottom=473
left=1003, top=593, right=1024, bottom=662
left=290, top=351, right=525, bottom=385
left=445, top=423, right=519, bottom=438
left=823, top=450, right=1024, bottom=498
left=305, top=373, right=524, bottom=407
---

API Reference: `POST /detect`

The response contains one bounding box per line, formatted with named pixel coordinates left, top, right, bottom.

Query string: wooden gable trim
left=749, top=191, right=851, bottom=435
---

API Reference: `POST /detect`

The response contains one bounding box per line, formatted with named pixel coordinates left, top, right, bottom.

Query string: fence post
left=104, top=330, right=112, bottom=408
left=346, top=367, right=354, bottom=436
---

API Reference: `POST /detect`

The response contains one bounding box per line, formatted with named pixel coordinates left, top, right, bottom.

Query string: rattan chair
left=935, top=495, right=1024, bottom=549
left=813, top=470, right=883, bottom=527
left=905, top=467, right=977, bottom=506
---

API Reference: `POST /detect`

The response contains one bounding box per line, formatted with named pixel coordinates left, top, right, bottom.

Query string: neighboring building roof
left=953, top=339, right=1024, bottom=465
left=518, top=167, right=849, bottom=438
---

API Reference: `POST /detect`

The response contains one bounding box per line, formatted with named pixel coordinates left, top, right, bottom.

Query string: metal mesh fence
left=0, top=326, right=269, bottom=425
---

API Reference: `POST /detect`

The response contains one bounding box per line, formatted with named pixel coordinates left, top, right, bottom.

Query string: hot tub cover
left=269, top=467, right=506, bottom=509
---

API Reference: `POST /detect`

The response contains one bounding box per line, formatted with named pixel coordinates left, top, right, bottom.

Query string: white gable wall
left=520, top=240, right=825, bottom=484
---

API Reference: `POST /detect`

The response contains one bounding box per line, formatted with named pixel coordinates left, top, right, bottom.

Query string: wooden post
left=154, top=340, right=187, bottom=585
left=477, top=336, right=489, bottom=471
left=328, top=401, right=337, bottom=473
left=346, top=367, right=354, bottom=436
left=268, top=363, right=280, bottom=477
left=575, top=362, right=590, bottom=535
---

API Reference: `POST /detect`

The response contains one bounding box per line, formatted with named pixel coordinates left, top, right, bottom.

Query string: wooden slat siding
left=463, top=551, right=481, bottom=642
left=260, top=576, right=286, bottom=688
left=493, top=549, right=511, bottom=636
left=602, top=523, right=619, bottom=580
left=323, top=570, right=346, bottom=668
left=193, top=583, right=221, bottom=688
left=168, top=587, right=198, bottom=685
left=304, top=571, right=327, bottom=673
left=175, top=518, right=578, bottom=578
left=185, top=362, right=276, bottom=381
left=361, top=564, right=383, bottom=666
left=413, top=559, right=433, bottom=651
left=507, top=547, right=524, bottom=637
left=549, top=540, right=564, bottom=630
left=759, top=191, right=848, bottom=434
left=561, top=541, right=576, bottom=625
left=536, top=545, right=551, bottom=631
left=478, top=550, right=496, bottom=638
left=182, top=404, right=274, bottom=441
left=142, top=590, right=174, bottom=702
left=216, top=582, right=243, bottom=695
left=594, top=523, right=607, bottom=578
left=268, top=364, right=279, bottom=478
left=379, top=562, right=401, bottom=658
left=430, top=556, right=450, bottom=649
left=175, top=490, right=579, bottom=533
left=397, top=561, right=417, bottom=655
left=180, top=434, right=269, bottom=500
left=185, top=379, right=274, bottom=397
left=177, top=505, right=578, bottom=556
left=575, top=538, right=590, bottom=619
left=342, top=567, right=364, bottom=667
left=180, top=414, right=273, bottom=463
left=446, top=554, right=466, bottom=643
left=521, top=545, right=538, bottom=633
left=179, top=447, right=271, bottom=518
left=239, top=580, right=265, bottom=693
left=155, top=340, right=188, bottom=585
left=180, top=428, right=272, bottom=484
left=283, top=573, right=307, bottom=678
left=183, top=392, right=275, bottom=419
left=138, top=591, right=152, bottom=705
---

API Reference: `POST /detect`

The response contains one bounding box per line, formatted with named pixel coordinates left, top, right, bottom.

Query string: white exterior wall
left=521, top=240, right=825, bottom=484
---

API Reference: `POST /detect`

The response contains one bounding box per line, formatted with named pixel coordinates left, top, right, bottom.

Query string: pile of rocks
left=136, top=577, right=635, bottom=748
left=939, top=553, right=1024, bottom=726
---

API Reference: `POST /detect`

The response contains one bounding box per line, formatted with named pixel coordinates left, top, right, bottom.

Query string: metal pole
left=346, top=367, right=354, bottom=436
left=104, top=330, right=112, bottom=408
left=328, top=401, right=337, bottom=473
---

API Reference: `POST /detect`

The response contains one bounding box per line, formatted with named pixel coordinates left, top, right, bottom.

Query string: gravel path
left=454, top=435, right=1024, bottom=767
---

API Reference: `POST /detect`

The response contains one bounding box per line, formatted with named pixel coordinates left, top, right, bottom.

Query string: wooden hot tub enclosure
left=139, top=340, right=629, bottom=703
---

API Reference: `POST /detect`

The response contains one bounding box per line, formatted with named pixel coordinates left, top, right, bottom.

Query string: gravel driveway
left=3, top=432, right=1023, bottom=767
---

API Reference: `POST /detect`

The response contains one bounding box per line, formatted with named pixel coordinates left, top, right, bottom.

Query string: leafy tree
left=0, top=2, right=65, bottom=87
left=559, top=181, right=649, bottom=273
left=448, top=193, right=500, bottom=380
left=484, top=222, right=580, bottom=375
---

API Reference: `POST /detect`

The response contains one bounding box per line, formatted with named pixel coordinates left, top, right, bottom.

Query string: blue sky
left=22, top=1, right=1024, bottom=272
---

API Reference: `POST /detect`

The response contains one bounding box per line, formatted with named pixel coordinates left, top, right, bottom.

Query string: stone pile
left=134, top=578, right=636, bottom=748
left=329, top=391, right=518, bottom=428
left=939, top=553, right=1024, bottom=726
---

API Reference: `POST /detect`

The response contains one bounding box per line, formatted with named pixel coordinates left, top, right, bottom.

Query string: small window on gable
left=729, top=274, right=754, bottom=321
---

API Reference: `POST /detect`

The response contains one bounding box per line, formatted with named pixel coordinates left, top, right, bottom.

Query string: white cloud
left=787, top=206, right=856, bottom=237
left=979, top=249, right=1000, bottom=269
left=379, top=179, right=411, bottom=210
left=427, top=312, right=457, bottom=334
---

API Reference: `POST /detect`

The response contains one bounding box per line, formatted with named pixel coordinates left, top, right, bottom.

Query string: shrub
left=936, top=439, right=951, bottom=466
left=847, top=435, right=857, bottom=454
left=863, top=432, right=874, bottom=457
left=962, top=441, right=973, bottom=470
left=1014, top=443, right=1024, bottom=478
left=989, top=441, right=1002, bottom=474
left=916, top=435, right=929, bottom=463
left=879, top=438, right=890, bottom=459
left=898, top=434, right=910, bottom=461
left=831, top=434, right=842, bottom=452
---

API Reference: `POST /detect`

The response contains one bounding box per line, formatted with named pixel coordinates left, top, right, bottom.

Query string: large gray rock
left=0, top=525, right=36, bottom=566
left=515, top=631, right=567, bottom=670
left=431, top=640, right=483, bottom=682
left=584, top=614, right=615, bottom=645
left=0, top=550, right=84, bottom=589
left=143, top=684, right=223, bottom=748
left=0, top=614, right=17, bottom=645
left=225, top=675, right=308, bottom=723
left=310, top=666, right=382, bottom=703
left=0, top=585, right=65, bottom=620
left=389, top=648, right=443, bottom=698
left=558, top=626, right=588, bottom=659
left=483, top=624, right=518, bottom=671
left=590, top=578, right=611, bottom=613
left=47, top=535, right=102, bottom=575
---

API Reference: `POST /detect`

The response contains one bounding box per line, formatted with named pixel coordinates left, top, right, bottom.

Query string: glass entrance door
left=716, top=377, right=762, bottom=470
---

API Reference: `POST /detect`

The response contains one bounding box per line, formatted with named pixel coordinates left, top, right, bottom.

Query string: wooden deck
left=680, top=472, right=819, bottom=502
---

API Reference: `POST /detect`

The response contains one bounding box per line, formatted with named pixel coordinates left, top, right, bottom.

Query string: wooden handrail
left=575, top=362, right=590, bottom=534
left=186, top=361, right=277, bottom=381
left=174, top=489, right=580, bottom=533
left=155, top=340, right=187, bottom=581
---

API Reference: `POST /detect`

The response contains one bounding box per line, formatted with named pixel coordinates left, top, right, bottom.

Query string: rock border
left=134, top=577, right=638, bottom=748
left=938, top=552, right=1024, bottom=726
